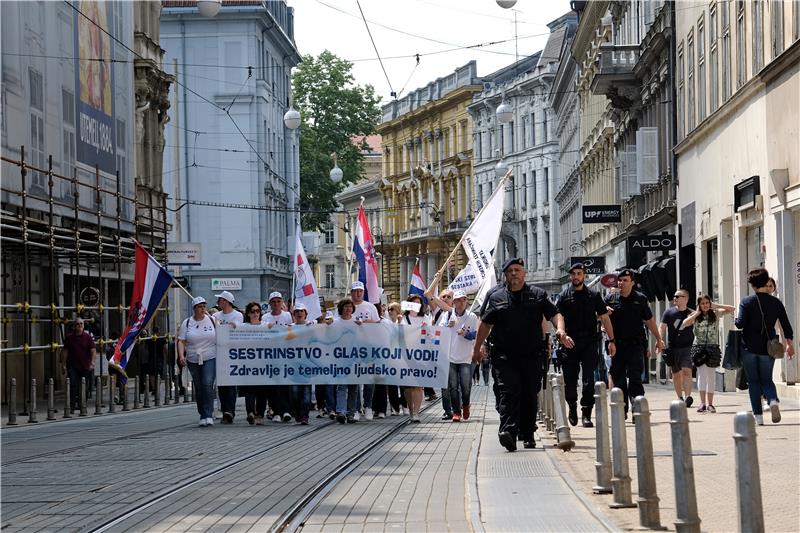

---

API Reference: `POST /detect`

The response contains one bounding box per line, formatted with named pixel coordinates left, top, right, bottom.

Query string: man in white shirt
left=212, top=291, right=243, bottom=424
left=261, top=291, right=293, bottom=422
left=438, top=290, right=479, bottom=422
left=348, top=281, right=379, bottom=420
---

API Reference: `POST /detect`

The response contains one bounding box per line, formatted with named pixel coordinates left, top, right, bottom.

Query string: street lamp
left=496, top=0, right=517, bottom=8
left=495, top=99, right=513, bottom=124
left=283, top=107, right=301, bottom=130
left=197, top=0, right=222, bottom=17
left=330, top=153, right=343, bottom=184
left=494, top=149, right=508, bottom=179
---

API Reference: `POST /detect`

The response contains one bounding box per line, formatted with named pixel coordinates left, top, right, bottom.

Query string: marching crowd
left=60, top=259, right=794, bottom=450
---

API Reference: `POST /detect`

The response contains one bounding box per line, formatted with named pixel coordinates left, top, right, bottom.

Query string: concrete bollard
left=95, top=376, right=102, bottom=415
left=133, top=379, right=140, bottom=409
left=608, top=387, right=636, bottom=508
left=122, top=382, right=130, bottom=411
left=593, top=382, right=612, bottom=494
left=669, top=400, right=701, bottom=533
left=63, top=378, right=72, bottom=418
left=79, top=377, right=88, bottom=416
left=734, top=412, right=764, bottom=533
left=28, top=379, right=38, bottom=423
left=8, top=378, right=18, bottom=425
left=155, top=376, right=161, bottom=407
left=108, top=376, right=116, bottom=413
left=47, top=378, right=56, bottom=420
left=551, top=376, right=575, bottom=451
left=633, top=396, right=665, bottom=529
left=143, top=375, right=150, bottom=408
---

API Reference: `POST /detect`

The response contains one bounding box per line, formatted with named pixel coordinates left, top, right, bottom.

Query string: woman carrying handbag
left=734, top=268, right=795, bottom=425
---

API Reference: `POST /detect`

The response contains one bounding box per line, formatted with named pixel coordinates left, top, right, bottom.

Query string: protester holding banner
left=384, top=302, right=405, bottom=416
left=212, top=291, right=244, bottom=424
left=334, top=297, right=361, bottom=423
left=439, top=289, right=479, bottom=422
left=290, top=303, right=313, bottom=425
left=240, top=302, right=269, bottom=425
left=349, top=281, right=379, bottom=420
left=177, top=297, right=217, bottom=427
left=262, top=291, right=294, bottom=423
left=402, top=294, right=429, bottom=423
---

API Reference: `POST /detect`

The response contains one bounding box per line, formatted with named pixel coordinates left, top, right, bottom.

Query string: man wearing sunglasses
left=660, top=289, right=695, bottom=406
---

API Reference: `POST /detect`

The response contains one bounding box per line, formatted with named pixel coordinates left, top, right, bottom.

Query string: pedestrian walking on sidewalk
left=61, top=318, right=96, bottom=412
left=660, top=289, right=696, bottom=407
left=177, top=297, right=217, bottom=427
left=734, top=268, right=795, bottom=425
left=604, top=269, right=664, bottom=416
left=213, top=291, right=243, bottom=424
left=680, top=295, right=734, bottom=413
left=555, top=262, right=616, bottom=428
left=241, top=302, right=269, bottom=425
left=473, top=258, right=563, bottom=451
left=437, top=289, right=478, bottom=422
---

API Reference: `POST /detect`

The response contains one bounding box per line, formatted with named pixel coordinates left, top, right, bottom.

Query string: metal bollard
left=190, top=380, right=195, bottom=403
left=79, top=377, right=88, bottom=416
left=183, top=378, right=190, bottom=403
left=733, top=411, right=764, bottom=533
left=593, top=382, right=612, bottom=494
left=108, top=376, right=116, bottom=413
left=63, top=378, right=72, bottom=418
left=545, top=372, right=554, bottom=433
left=133, top=379, right=140, bottom=409
left=608, top=387, right=636, bottom=508
left=47, top=378, right=56, bottom=420
left=28, top=379, right=38, bottom=423
left=669, top=400, right=701, bottom=533
left=122, top=382, right=130, bottom=411
left=155, top=376, right=161, bottom=407
left=95, top=376, right=102, bottom=415
left=8, top=378, right=18, bottom=425
left=633, top=396, right=665, bottom=529
left=551, top=376, right=575, bottom=451
left=143, top=374, right=150, bottom=408
left=167, top=375, right=173, bottom=402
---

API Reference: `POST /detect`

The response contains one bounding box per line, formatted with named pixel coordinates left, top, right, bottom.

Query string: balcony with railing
left=590, top=44, right=641, bottom=101
left=620, top=174, right=675, bottom=231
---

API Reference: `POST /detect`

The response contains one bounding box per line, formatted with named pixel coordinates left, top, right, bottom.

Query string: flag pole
left=433, top=168, right=513, bottom=280
left=291, top=225, right=299, bottom=309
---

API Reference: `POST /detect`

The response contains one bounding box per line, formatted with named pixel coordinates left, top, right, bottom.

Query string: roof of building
left=163, top=1, right=265, bottom=6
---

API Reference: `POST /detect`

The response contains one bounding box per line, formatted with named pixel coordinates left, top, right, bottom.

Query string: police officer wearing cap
left=555, top=262, right=616, bottom=428
left=472, top=257, right=563, bottom=452
left=605, top=268, right=665, bottom=415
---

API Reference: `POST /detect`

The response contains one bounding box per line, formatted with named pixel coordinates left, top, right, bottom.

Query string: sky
left=290, top=0, right=574, bottom=105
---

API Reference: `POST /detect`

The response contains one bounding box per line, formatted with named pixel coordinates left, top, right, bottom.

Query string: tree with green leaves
left=293, top=50, right=381, bottom=230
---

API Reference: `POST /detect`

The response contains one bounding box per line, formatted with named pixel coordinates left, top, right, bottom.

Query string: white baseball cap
left=293, top=303, right=308, bottom=312
left=268, top=291, right=283, bottom=301
left=192, top=296, right=207, bottom=307
left=351, top=281, right=365, bottom=291
left=214, top=290, right=235, bottom=304
left=453, top=289, right=467, bottom=300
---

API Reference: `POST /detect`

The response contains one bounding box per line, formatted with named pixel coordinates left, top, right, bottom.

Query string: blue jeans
left=187, top=360, right=216, bottom=419
left=741, top=348, right=779, bottom=415
left=441, top=388, right=452, bottom=415
left=449, top=363, right=473, bottom=414
left=291, top=385, right=312, bottom=420
left=336, top=384, right=358, bottom=416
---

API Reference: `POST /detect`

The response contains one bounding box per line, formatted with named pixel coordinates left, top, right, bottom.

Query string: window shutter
left=625, top=145, right=638, bottom=197
left=636, top=127, right=659, bottom=185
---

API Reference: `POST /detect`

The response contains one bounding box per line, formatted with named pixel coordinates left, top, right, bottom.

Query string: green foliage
left=293, top=50, right=381, bottom=230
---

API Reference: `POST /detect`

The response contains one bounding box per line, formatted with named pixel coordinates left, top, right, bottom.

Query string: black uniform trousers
left=493, top=354, right=541, bottom=441
left=562, top=340, right=599, bottom=411
left=608, top=341, right=646, bottom=411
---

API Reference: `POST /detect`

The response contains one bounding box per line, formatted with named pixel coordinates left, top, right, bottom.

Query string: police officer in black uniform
left=556, top=262, right=616, bottom=428
left=472, top=258, right=562, bottom=452
left=605, top=268, right=665, bottom=415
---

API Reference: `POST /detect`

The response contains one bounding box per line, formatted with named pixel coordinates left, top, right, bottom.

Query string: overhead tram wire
left=355, top=0, right=396, bottom=98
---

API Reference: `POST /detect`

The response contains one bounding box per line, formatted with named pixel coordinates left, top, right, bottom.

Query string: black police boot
left=498, top=431, right=517, bottom=452
left=568, top=402, right=578, bottom=427
left=523, top=436, right=537, bottom=449
left=581, top=408, right=593, bottom=428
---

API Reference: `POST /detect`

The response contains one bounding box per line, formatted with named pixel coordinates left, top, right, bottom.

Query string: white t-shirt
left=437, top=309, right=479, bottom=364
left=353, top=300, right=380, bottom=323
left=402, top=314, right=430, bottom=328
left=213, top=309, right=244, bottom=327
left=261, top=311, right=293, bottom=327
left=177, top=315, right=217, bottom=363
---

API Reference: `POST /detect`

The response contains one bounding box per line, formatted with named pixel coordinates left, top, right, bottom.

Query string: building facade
left=675, top=0, right=800, bottom=392
left=161, top=0, right=300, bottom=307
left=377, top=62, right=480, bottom=299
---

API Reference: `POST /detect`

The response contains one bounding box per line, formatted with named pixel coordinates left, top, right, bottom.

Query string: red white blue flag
left=110, top=241, right=173, bottom=374
left=352, top=205, right=381, bottom=303
left=409, top=261, right=428, bottom=304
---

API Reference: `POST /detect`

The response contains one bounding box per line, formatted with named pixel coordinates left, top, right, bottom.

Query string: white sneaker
left=199, top=418, right=208, bottom=427
left=390, top=409, right=399, bottom=416
left=364, top=408, right=373, bottom=421
left=282, top=412, right=292, bottom=423
left=353, top=411, right=361, bottom=421
left=377, top=412, right=386, bottom=419
left=401, top=407, right=409, bottom=416
left=272, top=415, right=282, bottom=423
left=769, top=401, right=781, bottom=423
left=205, top=417, right=214, bottom=426
left=754, top=414, right=764, bottom=426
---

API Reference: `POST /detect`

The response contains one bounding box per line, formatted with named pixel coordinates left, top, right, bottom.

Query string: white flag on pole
left=460, top=183, right=505, bottom=288
left=448, top=263, right=481, bottom=294
left=293, top=226, right=322, bottom=321
left=471, top=262, right=497, bottom=312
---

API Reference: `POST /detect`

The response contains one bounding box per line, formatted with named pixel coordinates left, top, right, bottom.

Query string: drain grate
left=478, top=456, right=558, bottom=478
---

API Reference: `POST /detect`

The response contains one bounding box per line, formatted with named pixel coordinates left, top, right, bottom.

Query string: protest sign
left=216, top=322, right=450, bottom=387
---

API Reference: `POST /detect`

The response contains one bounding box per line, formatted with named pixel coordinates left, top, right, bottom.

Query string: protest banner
left=216, top=322, right=450, bottom=387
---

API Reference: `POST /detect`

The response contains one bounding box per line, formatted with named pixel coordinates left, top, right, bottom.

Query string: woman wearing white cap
left=290, top=303, right=313, bottom=424
left=262, top=291, right=293, bottom=422
left=241, top=301, right=269, bottom=425
left=177, top=297, right=217, bottom=427
left=213, top=290, right=243, bottom=424
left=438, top=289, right=479, bottom=422
left=401, top=294, right=429, bottom=422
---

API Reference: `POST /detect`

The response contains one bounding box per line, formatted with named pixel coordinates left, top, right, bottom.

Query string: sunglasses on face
left=248, top=309, right=260, bottom=314
left=673, top=294, right=686, bottom=299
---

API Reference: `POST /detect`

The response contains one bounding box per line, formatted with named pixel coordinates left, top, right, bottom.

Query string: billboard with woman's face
left=74, top=0, right=116, bottom=173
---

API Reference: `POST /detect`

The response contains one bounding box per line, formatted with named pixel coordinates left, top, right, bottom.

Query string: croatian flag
left=352, top=205, right=380, bottom=303
left=409, top=262, right=428, bottom=304
left=110, top=241, right=173, bottom=376
left=293, top=225, right=322, bottom=321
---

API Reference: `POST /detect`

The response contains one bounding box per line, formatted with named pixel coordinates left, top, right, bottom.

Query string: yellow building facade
left=377, top=62, right=482, bottom=300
